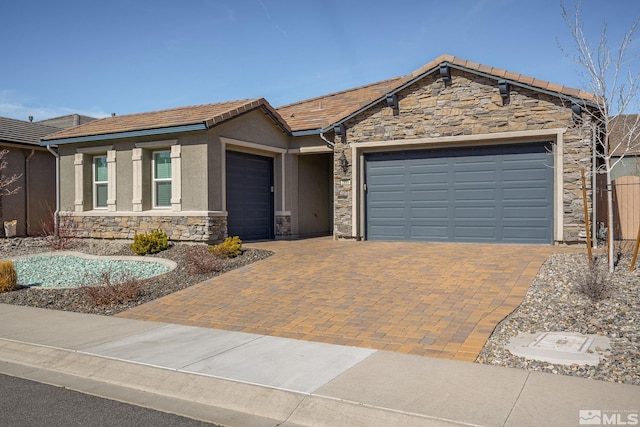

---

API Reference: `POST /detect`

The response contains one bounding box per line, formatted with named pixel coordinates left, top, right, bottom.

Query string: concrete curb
left=0, top=339, right=462, bottom=427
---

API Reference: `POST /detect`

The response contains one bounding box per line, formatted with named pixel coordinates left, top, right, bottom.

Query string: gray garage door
left=226, top=150, right=274, bottom=241
left=365, top=143, right=553, bottom=243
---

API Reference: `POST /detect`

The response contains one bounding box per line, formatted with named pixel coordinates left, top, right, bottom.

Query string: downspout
left=25, top=149, right=35, bottom=236
left=591, top=124, right=597, bottom=249
left=46, top=145, right=60, bottom=237
left=319, top=130, right=335, bottom=149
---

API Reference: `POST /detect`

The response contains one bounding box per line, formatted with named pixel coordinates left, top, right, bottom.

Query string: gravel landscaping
left=0, top=237, right=637, bottom=386
left=0, top=237, right=273, bottom=316
left=477, top=252, right=639, bottom=386
left=13, top=254, right=173, bottom=288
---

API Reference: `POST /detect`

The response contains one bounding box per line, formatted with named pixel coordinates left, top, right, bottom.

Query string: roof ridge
left=277, top=77, right=404, bottom=109
left=102, top=99, right=262, bottom=119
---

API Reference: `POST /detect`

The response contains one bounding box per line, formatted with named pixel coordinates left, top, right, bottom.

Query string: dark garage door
left=365, top=143, right=553, bottom=243
left=226, top=150, right=274, bottom=240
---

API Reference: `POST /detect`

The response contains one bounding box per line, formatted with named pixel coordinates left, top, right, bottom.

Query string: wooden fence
left=596, top=175, right=640, bottom=240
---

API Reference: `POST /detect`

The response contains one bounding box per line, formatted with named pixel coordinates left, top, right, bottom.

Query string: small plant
left=130, top=229, right=169, bottom=255
left=80, top=271, right=144, bottom=306
left=208, top=236, right=242, bottom=258
left=574, top=257, right=612, bottom=302
left=0, top=260, right=18, bottom=293
left=183, top=246, right=224, bottom=274
left=40, top=209, right=76, bottom=250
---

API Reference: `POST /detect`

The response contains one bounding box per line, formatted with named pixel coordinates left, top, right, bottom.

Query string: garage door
left=365, top=143, right=553, bottom=243
left=226, top=150, right=274, bottom=240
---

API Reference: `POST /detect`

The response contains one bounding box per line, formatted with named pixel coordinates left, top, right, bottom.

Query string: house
left=41, top=54, right=600, bottom=244
left=41, top=100, right=333, bottom=241
left=37, top=114, right=98, bottom=130
left=0, top=117, right=61, bottom=236
left=609, top=114, right=640, bottom=179
left=596, top=114, right=640, bottom=240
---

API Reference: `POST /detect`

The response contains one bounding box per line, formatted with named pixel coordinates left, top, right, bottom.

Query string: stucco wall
left=0, top=146, right=55, bottom=236
left=331, top=69, right=594, bottom=243
left=296, top=153, right=332, bottom=237
left=53, top=108, right=300, bottom=241
left=26, top=150, right=56, bottom=235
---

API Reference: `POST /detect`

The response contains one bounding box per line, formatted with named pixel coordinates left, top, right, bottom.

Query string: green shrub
left=208, top=236, right=242, bottom=258
left=0, top=260, right=18, bottom=293
left=130, top=229, right=169, bottom=255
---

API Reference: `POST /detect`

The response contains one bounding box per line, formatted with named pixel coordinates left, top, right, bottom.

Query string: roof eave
left=40, top=123, right=207, bottom=146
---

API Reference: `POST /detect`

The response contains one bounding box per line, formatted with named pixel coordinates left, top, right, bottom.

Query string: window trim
left=152, top=150, right=172, bottom=209
left=92, top=155, right=108, bottom=210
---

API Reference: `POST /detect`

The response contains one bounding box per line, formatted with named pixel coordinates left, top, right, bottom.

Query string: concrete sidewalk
left=0, top=304, right=637, bottom=427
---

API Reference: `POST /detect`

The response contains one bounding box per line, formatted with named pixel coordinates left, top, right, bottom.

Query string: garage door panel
left=503, top=206, right=549, bottom=219
left=454, top=170, right=496, bottom=183
left=455, top=206, right=496, bottom=218
left=454, top=188, right=496, bottom=201
left=411, top=207, right=448, bottom=218
left=454, top=225, right=498, bottom=239
left=365, top=143, right=553, bottom=243
left=226, top=151, right=274, bottom=241
left=410, top=189, right=449, bottom=201
left=410, top=225, right=449, bottom=238
left=503, top=188, right=549, bottom=201
left=503, top=225, right=549, bottom=240
left=369, top=206, right=405, bottom=219
left=503, top=169, right=549, bottom=182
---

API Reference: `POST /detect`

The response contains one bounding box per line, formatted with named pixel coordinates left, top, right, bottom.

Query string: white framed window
left=93, top=155, right=108, bottom=209
left=152, top=150, right=172, bottom=208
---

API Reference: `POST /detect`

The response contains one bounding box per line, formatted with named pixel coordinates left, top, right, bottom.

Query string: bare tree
left=561, top=1, right=640, bottom=272
left=0, top=149, right=21, bottom=195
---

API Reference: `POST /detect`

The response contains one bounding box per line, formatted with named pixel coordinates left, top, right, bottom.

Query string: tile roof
left=276, top=77, right=404, bottom=133
left=277, top=54, right=599, bottom=132
left=43, top=98, right=290, bottom=142
left=0, top=117, right=61, bottom=146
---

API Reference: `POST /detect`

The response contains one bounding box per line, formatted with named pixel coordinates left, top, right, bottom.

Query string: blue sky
left=1, top=0, right=638, bottom=121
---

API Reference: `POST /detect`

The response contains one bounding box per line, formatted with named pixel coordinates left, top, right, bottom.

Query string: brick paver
left=118, top=238, right=561, bottom=361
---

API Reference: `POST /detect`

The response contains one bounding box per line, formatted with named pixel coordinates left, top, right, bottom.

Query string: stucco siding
left=297, top=153, right=332, bottom=237
left=180, top=135, right=208, bottom=211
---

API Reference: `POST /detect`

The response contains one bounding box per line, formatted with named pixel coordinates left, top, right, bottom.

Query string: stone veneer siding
left=60, top=213, right=228, bottom=243
left=332, top=70, right=594, bottom=243
left=275, top=214, right=291, bottom=238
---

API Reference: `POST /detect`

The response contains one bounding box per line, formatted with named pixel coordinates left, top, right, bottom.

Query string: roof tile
left=0, top=117, right=60, bottom=146
left=43, top=99, right=290, bottom=141
left=277, top=54, right=598, bottom=132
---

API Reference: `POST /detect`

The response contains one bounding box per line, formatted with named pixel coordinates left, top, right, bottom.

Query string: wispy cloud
left=257, top=0, right=288, bottom=38
left=0, top=91, right=109, bottom=121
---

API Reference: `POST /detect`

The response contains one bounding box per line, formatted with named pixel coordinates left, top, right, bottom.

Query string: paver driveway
left=119, top=238, right=557, bottom=361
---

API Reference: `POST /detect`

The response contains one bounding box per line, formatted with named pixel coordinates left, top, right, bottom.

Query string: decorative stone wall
left=332, top=70, right=594, bottom=243
left=275, top=214, right=291, bottom=238
left=60, top=213, right=228, bottom=243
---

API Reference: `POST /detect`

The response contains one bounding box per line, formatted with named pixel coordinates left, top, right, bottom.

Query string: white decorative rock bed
left=11, top=251, right=177, bottom=288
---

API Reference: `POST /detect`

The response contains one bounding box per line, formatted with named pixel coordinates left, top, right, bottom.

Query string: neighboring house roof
left=277, top=53, right=599, bottom=133
left=37, top=114, right=98, bottom=129
left=610, top=114, right=640, bottom=156
left=0, top=116, right=61, bottom=146
left=42, top=98, right=291, bottom=144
